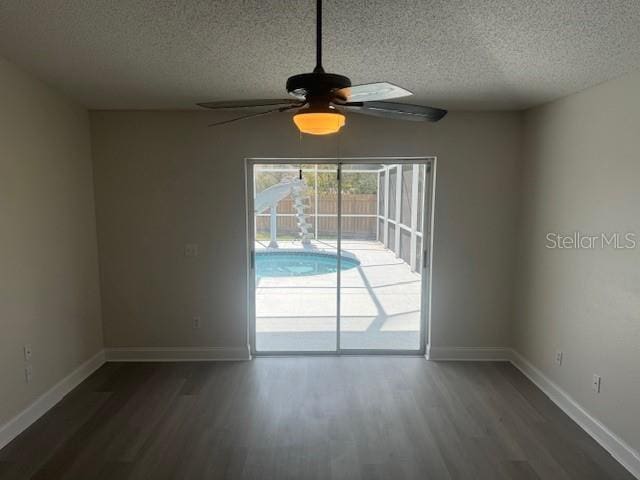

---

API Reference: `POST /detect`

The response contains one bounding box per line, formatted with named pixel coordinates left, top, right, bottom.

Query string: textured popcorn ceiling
left=0, top=0, right=639, bottom=110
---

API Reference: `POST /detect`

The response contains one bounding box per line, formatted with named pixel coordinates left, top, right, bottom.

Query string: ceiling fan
left=197, top=0, right=447, bottom=135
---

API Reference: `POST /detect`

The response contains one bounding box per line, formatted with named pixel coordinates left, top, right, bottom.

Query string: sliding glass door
left=248, top=159, right=432, bottom=355
left=252, top=163, right=338, bottom=352
left=339, top=163, right=428, bottom=352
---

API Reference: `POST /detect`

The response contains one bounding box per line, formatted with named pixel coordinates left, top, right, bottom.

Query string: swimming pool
left=255, top=251, right=360, bottom=278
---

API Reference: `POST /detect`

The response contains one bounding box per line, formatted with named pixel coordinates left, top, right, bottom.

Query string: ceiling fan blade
left=337, top=101, right=447, bottom=122
left=208, top=104, right=304, bottom=127
left=198, top=99, right=302, bottom=110
left=333, top=82, right=412, bottom=103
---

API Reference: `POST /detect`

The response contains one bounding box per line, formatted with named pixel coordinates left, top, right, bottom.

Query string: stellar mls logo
left=545, top=232, right=637, bottom=249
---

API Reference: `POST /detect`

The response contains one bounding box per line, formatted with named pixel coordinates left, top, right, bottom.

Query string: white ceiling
left=1, top=0, right=639, bottom=111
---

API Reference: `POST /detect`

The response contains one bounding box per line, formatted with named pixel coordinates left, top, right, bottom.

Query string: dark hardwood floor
left=0, top=358, right=634, bottom=480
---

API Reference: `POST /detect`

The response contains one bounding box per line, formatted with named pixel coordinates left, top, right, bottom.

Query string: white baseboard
left=0, top=349, right=106, bottom=451
left=105, top=346, right=251, bottom=362
left=509, top=349, right=640, bottom=479
left=428, top=346, right=512, bottom=361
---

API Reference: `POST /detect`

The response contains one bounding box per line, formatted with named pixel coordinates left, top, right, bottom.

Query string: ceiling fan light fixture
left=293, top=109, right=345, bottom=135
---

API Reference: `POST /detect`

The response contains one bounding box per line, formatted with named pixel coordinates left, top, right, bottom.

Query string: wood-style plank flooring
left=0, top=358, right=634, bottom=480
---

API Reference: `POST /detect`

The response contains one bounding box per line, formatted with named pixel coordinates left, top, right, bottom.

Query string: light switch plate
left=184, top=244, right=199, bottom=257
left=555, top=350, right=563, bottom=365
left=592, top=374, right=601, bottom=393
left=24, top=344, right=32, bottom=361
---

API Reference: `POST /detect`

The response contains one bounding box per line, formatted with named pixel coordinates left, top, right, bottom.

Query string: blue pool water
left=255, top=251, right=360, bottom=278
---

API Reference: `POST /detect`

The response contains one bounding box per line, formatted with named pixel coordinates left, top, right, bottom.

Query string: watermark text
left=545, top=232, right=637, bottom=249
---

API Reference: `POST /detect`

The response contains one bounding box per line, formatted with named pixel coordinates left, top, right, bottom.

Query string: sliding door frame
left=245, top=157, right=436, bottom=357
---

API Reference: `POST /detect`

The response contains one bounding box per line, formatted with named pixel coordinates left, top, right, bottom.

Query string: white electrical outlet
left=24, top=365, right=33, bottom=384
left=24, top=344, right=32, bottom=361
left=184, top=244, right=199, bottom=257
left=555, top=350, right=563, bottom=366
left=192, top=316, right=201, bottom=329
left=592, top=374, right=602, bottom=393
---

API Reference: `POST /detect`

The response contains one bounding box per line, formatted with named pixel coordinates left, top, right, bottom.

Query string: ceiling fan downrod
left=314, top=0, right=323, bottom=73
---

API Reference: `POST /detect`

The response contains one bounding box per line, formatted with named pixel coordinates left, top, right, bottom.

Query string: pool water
left=255, top=251, right=360, bottom=278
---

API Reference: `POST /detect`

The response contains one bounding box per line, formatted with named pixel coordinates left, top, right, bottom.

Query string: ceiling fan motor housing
left=286, top=72, right=351, bottom=101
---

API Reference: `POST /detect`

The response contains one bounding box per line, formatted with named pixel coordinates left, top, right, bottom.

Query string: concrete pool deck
left=254, top=240, right=423, bottom=352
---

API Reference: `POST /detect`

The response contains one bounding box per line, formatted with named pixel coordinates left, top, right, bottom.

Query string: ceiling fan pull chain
left=336, top=128, right=342, bottom=181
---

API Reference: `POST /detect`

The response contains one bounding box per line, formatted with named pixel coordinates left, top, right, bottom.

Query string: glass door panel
left=253, top=163, right=338, bottom=352
left=339, top=163, right=427, bottom=351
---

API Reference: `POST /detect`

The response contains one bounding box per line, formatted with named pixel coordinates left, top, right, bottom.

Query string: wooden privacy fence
left=256, top=194, right=377, bottom=239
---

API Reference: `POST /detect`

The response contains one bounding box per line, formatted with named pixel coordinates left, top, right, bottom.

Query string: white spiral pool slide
left=255, top=178, right=312, bottom=246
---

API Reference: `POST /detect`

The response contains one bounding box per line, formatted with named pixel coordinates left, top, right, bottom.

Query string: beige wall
left=90, top=110, right=521, bottom=352
left=0, top=58, right=103, bottom=427
left=515, top=70, right=640, bottom=453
